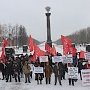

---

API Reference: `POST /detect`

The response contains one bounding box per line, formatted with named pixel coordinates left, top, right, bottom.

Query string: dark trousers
left=36, top=74, right=42, bottom=84
left=69, top=78, right=74, bottom=86
left=61, top=72, right=65, bottom=80
left=14, top=74, right=20, bottom=82
left=6, top=74, right=12, bottom=82
left=80, top=71, right=82, bottom=80
left=2, top=71, right=5, bottom=80
left=37, top=79, right=42, bottom=84
left=46, top=77, right=51, bottom=84
left=25, top=73, right=30, bottom=83
left=55, top=75, right=62, bottom=85
left=30, top=71, right=32, bottom=78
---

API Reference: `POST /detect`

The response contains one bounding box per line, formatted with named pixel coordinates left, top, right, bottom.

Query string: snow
left=0, top=72, right=90, bottom=90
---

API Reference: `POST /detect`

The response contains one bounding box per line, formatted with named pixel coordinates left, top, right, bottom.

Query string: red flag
left=61, top=35, right=72, bottom=46
left=31, top=52, right=36, bottom=62
left=79, top=50, right=85, bottom=59
left=34, top=43, right=46, bottom=57
left=28, top=35, right=34, bottom=52
left=1, top=38, right=8, bottom=59
left=69, top=46, right=77, bottom=56
left=61, top=35, right=72, bottom=55
left=50, top=45, right=57, bottom=56
left=45, top=43, right=52, bottom=53
left=38, top=50, right=46, bottom=56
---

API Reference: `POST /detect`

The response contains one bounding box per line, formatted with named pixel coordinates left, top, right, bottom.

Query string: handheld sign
left=85, top=52, right=90, bottom=60
left=62, top=56, right=73, bottom=63
left=39, top=56, right=48, bottom=62
left=68, top=67, right=78, bottom=79
left=34, top=67, right=43, bottom=73
left=81, top=69, right=90, bottom=86
left=53, top=56, right=63, bottom=63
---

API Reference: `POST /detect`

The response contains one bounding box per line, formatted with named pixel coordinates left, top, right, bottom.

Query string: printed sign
left=39, top=56, right=48, bottom=62
left=62, top=56, right=73, bottom=63
left=68, top=67, right=78, bottom=79
left=85, top=52, right=90, bottom=60
left=53, top=56, right=63, bottom=62
left=34, top=67, right=43, bottom=73
left=81, top=69, right=90, bottom=86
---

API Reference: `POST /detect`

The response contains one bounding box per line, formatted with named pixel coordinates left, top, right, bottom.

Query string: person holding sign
left=34, top=61, right=44, bottom=85
left=68, top=64, right=75, bottom=86
left=53, top=62, right=62, bottom=86
left=45, top=62, right=52, bottom=84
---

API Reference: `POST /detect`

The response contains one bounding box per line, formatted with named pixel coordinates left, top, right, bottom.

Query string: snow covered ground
left=0, top=72, right=90, bottom=90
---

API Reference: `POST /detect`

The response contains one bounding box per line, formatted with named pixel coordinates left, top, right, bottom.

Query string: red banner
left=1, top=38, right=8, bottom=60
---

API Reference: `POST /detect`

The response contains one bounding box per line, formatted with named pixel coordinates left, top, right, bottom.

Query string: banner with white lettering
left=39, top=56, right=48, bottom=62
left=34, top=67, right=43, bottom=73
left=52, top=56, right=63, bottom=63
left=81, top=69, right=90, bottom=86
left=68, top=67, right=78, bottom=79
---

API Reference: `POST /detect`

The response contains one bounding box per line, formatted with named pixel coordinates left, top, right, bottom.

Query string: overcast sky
left=0, top=0, right=90, bottom=41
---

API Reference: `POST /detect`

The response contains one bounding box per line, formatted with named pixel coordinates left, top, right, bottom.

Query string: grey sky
left=0, top=0, right=90, bottom=41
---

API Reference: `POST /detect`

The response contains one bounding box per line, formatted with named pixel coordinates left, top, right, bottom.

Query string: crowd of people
left=0, top=52, right=90, bottom=86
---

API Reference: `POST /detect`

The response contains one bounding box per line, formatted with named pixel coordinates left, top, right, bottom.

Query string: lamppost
left=45, top=6, right=52, bottom=47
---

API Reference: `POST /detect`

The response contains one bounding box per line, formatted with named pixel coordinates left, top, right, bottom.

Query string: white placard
left=68, top=67, right=78, bottom=79
left=81, top=69, right=90, bottom=86
left=34, top=67, right=43, bottom=73
left=62, top=56, right=73, bottom=63
left=85, top=52, right=90, bottom=60
left=53, top=56, right=63, bottom=62
left=39, top=56, right=48, bottom=62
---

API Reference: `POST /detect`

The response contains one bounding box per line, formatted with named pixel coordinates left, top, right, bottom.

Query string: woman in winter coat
left=45, top=62, right=52, bottom=84
left=23, top=61, right=31, bottom=83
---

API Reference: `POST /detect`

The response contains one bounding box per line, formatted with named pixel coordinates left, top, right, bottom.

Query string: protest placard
left=53, top=56, right=63, bottom=62
left=39, top=56, right=48, bottom=62
left=62, top=56, right=73, bottom=63
left=85, top=52, right=90, bottom=60
left=68, top=67, right=78, bottom=79
left=34, top=67, right=43, bottom=73
left=81, top=69, right=90, bottom=86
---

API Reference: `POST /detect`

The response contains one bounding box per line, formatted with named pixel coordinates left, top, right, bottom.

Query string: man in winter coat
left=13, top=61, right=20, bottom=82
left=23, top=61, right=31, bottom=83
left=45, top=62, right=52, bottom=84
left=53, top=62, right=62, bottom=85
left=5, top=60, right=13, bottom=82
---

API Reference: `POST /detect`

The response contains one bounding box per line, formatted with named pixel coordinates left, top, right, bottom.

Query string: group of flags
left=28, top=35, right=57, bottom=62
left=0, top=35, right=86, bottom=62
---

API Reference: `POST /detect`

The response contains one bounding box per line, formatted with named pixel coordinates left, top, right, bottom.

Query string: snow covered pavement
left=0, top=73, right=90, bottom=90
